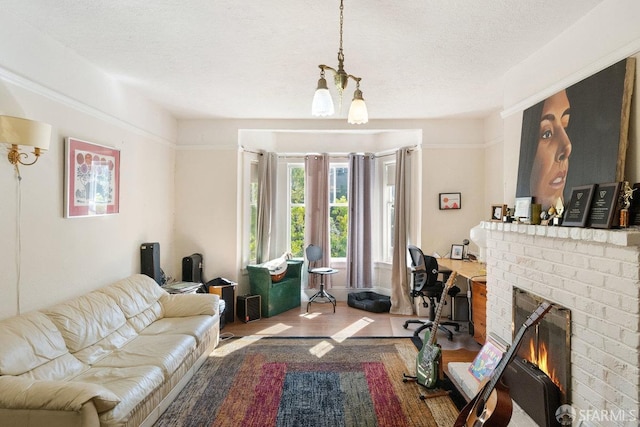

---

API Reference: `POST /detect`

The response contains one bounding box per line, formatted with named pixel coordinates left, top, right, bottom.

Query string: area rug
left=154, top=337, right=459, bottom=427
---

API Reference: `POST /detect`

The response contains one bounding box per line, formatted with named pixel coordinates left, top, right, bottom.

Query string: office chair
left=305, top=244, right=338, bottom=313
left=403, top=245, right=460, bottom=341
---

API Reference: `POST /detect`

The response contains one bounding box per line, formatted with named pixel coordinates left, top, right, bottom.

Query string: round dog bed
left=347, top=291, right=391, bottom=313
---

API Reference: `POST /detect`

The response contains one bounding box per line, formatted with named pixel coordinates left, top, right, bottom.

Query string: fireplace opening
left=503, top=288, right=571, bottom=427
left=511, top=288, right=571, bottom=403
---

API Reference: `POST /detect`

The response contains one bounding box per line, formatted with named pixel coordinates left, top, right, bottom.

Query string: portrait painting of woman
left=516, top=58, right=635, bottom=214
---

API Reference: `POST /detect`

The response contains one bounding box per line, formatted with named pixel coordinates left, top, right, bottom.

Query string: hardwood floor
left=221, top=300, right=481, bottom=354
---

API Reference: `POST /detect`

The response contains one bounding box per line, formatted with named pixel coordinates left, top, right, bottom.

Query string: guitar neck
left=480, top=302, right=552, bottom=403
left=427, top=271, right=458, bottom=347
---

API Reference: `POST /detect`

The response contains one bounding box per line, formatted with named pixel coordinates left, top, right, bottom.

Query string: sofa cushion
left=141, top=315, right=217, bottom=345
left=93, top=334, right=196, bottom=378
left=73, top=365, right=164, bottom=422
left=43, top=291, right=128, bottom=353
left=0, top=311, right=86, bottom=378
left=99, top=274, right=167, bottom=332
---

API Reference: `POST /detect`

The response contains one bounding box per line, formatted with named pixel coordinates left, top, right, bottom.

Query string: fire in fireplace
left=501, top=288, right=571, bottom=427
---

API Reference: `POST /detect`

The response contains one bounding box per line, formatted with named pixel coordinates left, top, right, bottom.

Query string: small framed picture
left=450, top=244, right=464, bottom=260
left=491, top=204, right=507, bottom=221
left=439, top=192, right=461, bottom=210
left=514, top=197, right=532, bottom=220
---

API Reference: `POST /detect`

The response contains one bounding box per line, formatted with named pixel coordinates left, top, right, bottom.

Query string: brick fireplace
left=482, top=221, right=640, bottom=425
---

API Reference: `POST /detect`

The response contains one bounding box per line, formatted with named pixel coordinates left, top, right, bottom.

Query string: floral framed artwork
left=65, top=137, right=120, bottom=218
left=439, top=192, right=461, bottom=210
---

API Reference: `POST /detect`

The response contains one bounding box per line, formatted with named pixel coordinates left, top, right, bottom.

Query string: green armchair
left=246, top=260, right=303, bottom=317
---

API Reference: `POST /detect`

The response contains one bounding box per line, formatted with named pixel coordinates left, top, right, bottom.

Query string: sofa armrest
left=160, top=293, right=219, bottom=317
left=284, top=260, right=303, bottom=279
left=0, top=376, right=119, bottom=413
left=246, top=265, right=272, bottom=295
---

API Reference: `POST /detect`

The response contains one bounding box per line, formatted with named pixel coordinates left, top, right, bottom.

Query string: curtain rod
left=240, top=145, right=418, bottom=159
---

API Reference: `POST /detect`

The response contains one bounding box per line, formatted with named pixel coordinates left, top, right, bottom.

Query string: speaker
left=182, top=253, right=203, bottom=283
left=237, top=295, right=261, bottom=323
left=140, top=242, right=162, bottom=285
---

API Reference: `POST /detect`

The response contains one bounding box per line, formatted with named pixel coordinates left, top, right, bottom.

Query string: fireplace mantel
left=481, top=221, right=640, bottom=247
left=480, top=221, right=640, bottom=426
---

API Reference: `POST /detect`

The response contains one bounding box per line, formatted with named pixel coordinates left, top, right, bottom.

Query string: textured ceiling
left=4, top=0, right=604, bottom=121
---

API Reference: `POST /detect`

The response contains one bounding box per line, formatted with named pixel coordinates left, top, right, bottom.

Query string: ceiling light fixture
left=311, top=0, right=368, bottom=124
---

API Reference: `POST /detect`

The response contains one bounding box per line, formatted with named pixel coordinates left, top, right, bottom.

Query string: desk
left=435, top=258, right=486, bottom=281
left=436, top=258, right=487, bottom=344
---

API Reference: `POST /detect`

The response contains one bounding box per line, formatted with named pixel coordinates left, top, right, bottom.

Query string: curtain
left=346, top=153, right=374, bottom=288
left=390, top=148, right=414, bottom=315
left=304, top=154, right=331, bottom=288
left=256, top=152, right=278, bottom=264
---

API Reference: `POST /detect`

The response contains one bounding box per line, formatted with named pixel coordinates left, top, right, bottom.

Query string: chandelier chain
left=338, top=0, right=344, bottom=62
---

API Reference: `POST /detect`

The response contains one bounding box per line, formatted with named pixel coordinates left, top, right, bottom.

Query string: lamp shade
left=0, top=115, right=52, bottom=150
left=312, top=87, right=335, bottom=117
left=347, top=89, right=368, bottom=124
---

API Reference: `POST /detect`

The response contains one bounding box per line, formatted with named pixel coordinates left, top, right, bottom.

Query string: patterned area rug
left=154, top=337, right=459, bottom=427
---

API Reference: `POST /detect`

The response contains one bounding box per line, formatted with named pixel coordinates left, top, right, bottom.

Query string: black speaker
left=182, top=253, right=203, bottom=283
left=237, top=295, right=261, bottom=323
left=140, top=242, right=162, bottom=285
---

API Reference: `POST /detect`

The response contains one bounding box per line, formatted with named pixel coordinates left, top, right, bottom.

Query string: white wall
left=175, top=118, right=488, bottom=296
left=0, top=11, right=177, bottom=319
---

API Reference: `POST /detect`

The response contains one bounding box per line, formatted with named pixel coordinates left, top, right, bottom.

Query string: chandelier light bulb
left=312, top=77, right=335, bottom=116
left=347, top=88, right=368, bottom=124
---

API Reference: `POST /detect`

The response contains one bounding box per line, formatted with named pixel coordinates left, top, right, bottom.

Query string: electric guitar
left=414, top=271, right=458, bottom=388
left=454, top=301, right=553, bottom=427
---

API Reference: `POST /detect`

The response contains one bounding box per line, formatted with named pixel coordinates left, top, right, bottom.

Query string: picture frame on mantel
left=588, top=182, right=622, bottom=229
left=562, top=184, right=596, bottom=227
left=65, top=137, right=121, bottom=218
left=491, top=204, right=507, bottom=221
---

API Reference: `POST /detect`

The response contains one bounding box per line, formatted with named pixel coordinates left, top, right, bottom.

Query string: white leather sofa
left=0, top=274, right=220, bottom=427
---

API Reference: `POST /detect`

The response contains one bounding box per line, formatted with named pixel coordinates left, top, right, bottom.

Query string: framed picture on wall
left=65, top=137, right=120, bottom=218
left=439, top=192, right=461, bottom=210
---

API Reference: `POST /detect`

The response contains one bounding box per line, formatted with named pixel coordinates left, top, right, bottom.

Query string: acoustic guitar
left=411, top=271, right=458, bottom=389
left=454, top=301, right=552, bottom=427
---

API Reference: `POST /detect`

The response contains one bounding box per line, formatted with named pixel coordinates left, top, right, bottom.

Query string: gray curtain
left=390, top=148, right=414, bottom=315
left=346, top=153, right=374, bottom=288
left=256, top=152, right=278, bottom=264
left=304, top=154, right=331, bottom=288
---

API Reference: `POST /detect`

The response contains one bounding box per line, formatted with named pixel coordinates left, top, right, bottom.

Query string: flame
left=526, top=337, right=564, bottom=395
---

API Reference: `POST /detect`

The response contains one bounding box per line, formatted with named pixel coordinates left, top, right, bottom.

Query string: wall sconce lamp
left=0, top=115, right=52, bottom=174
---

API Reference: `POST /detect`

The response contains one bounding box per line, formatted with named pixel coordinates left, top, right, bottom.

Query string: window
left=248, top=161, right=259, bottom=264
left=383, top=162, right=395, bottom=262
left=288, top=164, right=305, bottom=257
left=286, top=162, right=349, bottom=259
left=329, top=164, right=349, bottom=258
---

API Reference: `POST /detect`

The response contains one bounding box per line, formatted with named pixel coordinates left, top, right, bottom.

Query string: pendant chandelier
left=311, top=0, right=368, bottom=124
